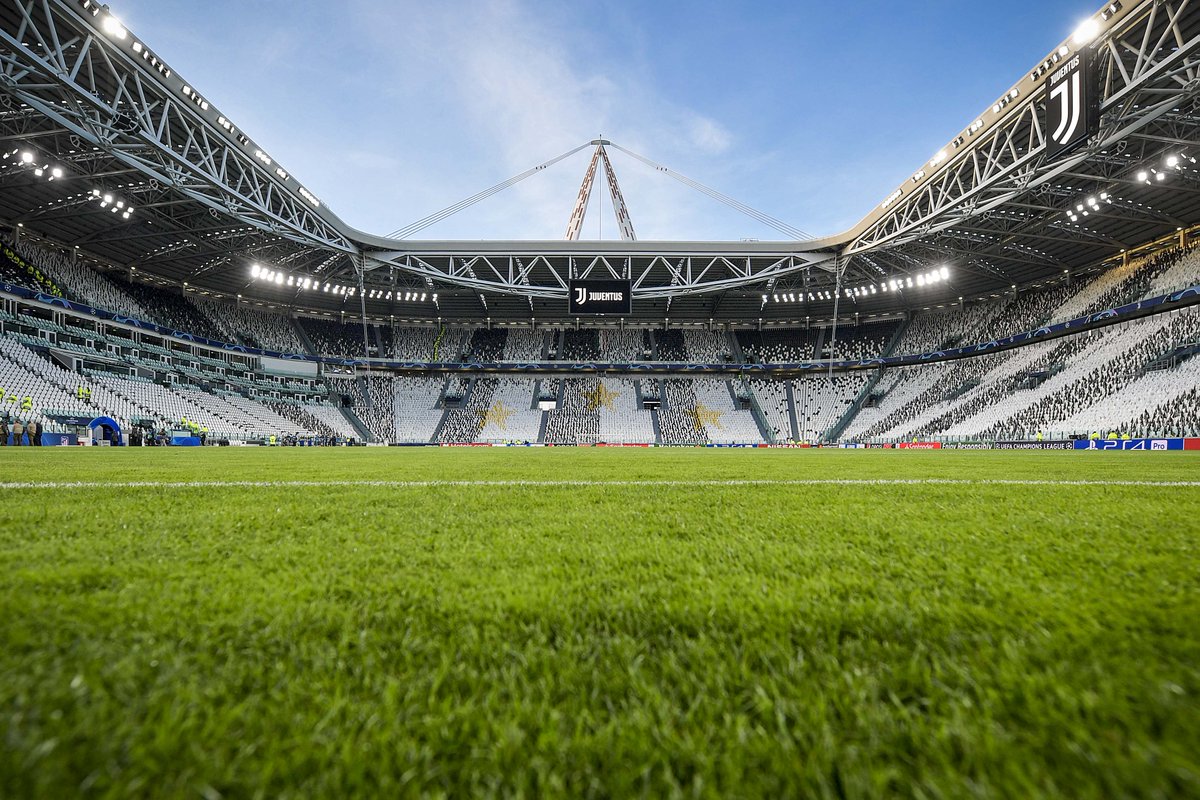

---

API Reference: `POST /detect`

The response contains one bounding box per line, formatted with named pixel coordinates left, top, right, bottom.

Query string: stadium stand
left=559, top=329, right=601, bottom=361
left=737, top=328, right=821, bottom=363
left=299, top=317, right=374, bottom=359
left=1, top=220, right=1198, bottom=447
left=501, top=329, right=544, bottom=362
left=793, top=374, right=868, bottom=442
left=393, top=377, right=446, bottom=443
left=437, top=378, right=496, bottom=443
left=598, top=329, right=648, bottom=361
left=327, top=375, right=394, bottom=442
left=475, top=378, right=542, bottom=442
left=0, top=237, right=63, bottom=297
left=543, top=379, right=596, bottom=444
left=690, top=379, right=763, bottom=443
left=467, top=329, right=506, bottom=361
left=114, top=280, right=223, bottom=341
left=192, top=297, right=306, bottom=354
left=654, top=329, right=687, bottom=361
left=682, top=330, right=730, bottom=362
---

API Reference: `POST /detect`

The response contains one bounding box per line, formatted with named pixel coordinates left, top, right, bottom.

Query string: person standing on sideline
left=31, top=420, right=42, bottom=446
left=0, top=417, right=7, bottom=446
left=11, top=418, right=23, bottom=446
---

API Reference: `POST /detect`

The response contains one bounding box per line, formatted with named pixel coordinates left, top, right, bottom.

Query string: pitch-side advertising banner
left=1073, top=438, right=1185, bottom=451
left=995, top=440, right=1074, bottom=450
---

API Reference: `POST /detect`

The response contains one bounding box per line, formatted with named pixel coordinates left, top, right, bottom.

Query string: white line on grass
left=1, top=479, right=1198, bottom=490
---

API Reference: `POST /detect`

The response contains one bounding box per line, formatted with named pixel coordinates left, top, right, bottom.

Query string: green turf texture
left=0, top=448, right=1197, bottom=799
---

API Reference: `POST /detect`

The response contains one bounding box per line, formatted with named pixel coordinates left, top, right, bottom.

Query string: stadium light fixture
left=1072, top=18, right=1101, bottom=45
left=249, top=263, right=260, bottom=279
left=20, top=151, right=33, bottom=164
left=101, top=14, right=127, bottom=39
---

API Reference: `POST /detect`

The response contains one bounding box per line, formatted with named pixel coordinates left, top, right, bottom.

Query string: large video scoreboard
left=568, top=280, right=632, bottom=315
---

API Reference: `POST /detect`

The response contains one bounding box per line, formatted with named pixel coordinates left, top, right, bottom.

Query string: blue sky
left=112, top=0, right=1099, bottom=241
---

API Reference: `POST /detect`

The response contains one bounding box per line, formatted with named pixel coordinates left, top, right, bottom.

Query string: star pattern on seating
left=584, top=382, right=620, bottom=411
left=481, top=402, right=514, bottom=430
left=688, top=403, right=723, bottom=431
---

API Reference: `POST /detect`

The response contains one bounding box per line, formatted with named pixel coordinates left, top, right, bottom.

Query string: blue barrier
left=1073, top=438, right=1185, bottom=451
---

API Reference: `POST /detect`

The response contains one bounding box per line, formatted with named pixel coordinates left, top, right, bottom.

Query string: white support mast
left=565, top=139, right=637, bottom=241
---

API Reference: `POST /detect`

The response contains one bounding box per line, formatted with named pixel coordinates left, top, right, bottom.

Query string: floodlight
left=1072, top=18, right=1101, bottom=45
left=275, top=274, right=283, bottom=285
left=51, top=167, right=63, bottom=179
left=941, top=266, right=950, bottom=279
left=1167, top=155, right=1179, bottom=168
left=101, top=15, right=127, bottom=39
left=1137, top=171, right=1148, bottom=182
left=20, top=151, right=33, bottom=164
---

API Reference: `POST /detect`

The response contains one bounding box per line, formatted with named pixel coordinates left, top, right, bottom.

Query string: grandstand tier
left=1, top=230, right=1198, bottom=444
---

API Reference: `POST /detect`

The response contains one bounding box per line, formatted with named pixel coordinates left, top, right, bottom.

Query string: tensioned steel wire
left=386, top=140, right=814, bottom=241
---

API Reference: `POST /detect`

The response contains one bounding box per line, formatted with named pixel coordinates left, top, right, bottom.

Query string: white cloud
left=687, top=116, right=734, bottom=155
left=339, top=0, right=762, bottom=240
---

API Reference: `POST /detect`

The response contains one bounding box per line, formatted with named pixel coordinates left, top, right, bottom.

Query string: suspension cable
left=607, top=142, right=814, bottom=241
left=386, top=142, right=594, bottom=240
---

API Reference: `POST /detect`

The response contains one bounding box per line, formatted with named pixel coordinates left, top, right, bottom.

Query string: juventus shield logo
left=1045, top=49, right=1098, bottom=159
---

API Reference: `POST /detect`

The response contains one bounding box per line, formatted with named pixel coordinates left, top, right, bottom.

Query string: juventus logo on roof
left=1044, top=48, right=1099, bottom=159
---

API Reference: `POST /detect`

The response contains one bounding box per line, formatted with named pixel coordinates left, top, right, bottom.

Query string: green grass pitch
left=0, top=448, right=1197, bottom=798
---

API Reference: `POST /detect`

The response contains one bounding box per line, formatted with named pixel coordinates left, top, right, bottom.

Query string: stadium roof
left=0, top=0, right=1198, bottom=325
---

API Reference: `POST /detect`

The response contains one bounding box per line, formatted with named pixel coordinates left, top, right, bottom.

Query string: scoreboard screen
left=568, top=280, right=632, bottom=315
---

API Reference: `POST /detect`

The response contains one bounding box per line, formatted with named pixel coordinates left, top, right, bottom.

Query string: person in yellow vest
left=77, top=386, right=85, bottom=401
left=21, top=396, right=31, bottom=412
left=1107, top=431, right=1119, bottom=440
left=1090, top=431, right=1101, bottom=440
left=1120, top=432, right=1132, bottom=441
left=1035, top=431, right=1044, bottom=441
left=269, top=434, right=277, bottom=446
